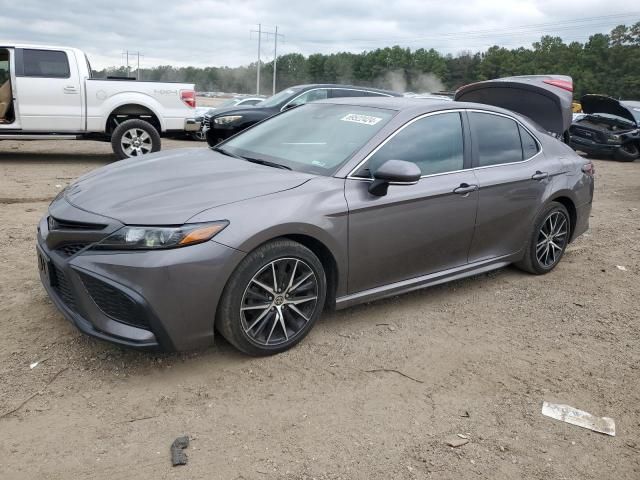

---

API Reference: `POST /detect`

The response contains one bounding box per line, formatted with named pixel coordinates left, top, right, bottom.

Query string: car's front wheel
left=217, top=239, right=327, bottom=355
left=516, top=202, right=571, bottom=275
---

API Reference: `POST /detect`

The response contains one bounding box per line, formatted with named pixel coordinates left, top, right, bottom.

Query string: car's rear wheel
left=111, top=119, right=161, bottom=160
left=217, top=239, right=327, bottom=355
left=614, top=143, right=639, bottom=162
left=516, top=202, right=571, bottom=275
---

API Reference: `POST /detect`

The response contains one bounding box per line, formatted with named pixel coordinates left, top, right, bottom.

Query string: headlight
left=93, top=221, right=228, bottom=250
left=214, top=115, right=243, bottom=125
left=607, top=134, right=621, bottom=143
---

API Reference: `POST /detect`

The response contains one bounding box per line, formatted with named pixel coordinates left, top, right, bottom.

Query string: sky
left=0, top=0, right=637, bottom=69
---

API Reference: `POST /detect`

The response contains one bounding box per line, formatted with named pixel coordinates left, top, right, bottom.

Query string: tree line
left=94, top=23, right=640, bottom=99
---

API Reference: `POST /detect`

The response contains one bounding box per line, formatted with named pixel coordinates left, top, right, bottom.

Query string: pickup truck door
left=14, top=48, right=83, bottom=131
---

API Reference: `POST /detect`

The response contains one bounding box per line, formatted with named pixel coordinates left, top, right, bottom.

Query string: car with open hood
left=203, top=84, right=401, bottom=146
left=37, top=91, right=593, bottom=356
left=568, top=94, right=640, bottom=162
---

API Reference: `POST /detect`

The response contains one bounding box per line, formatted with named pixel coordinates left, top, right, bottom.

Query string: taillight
left=544, top=78, right=573, bottom=92
left=180, top=90, right=196, bottom=108
left=582, top=161, right=595, bottom=176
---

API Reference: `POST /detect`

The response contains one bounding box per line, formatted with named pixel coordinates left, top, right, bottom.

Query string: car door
left=466, top=110, right=559, bottom=262
left=344, top=111, right=479, bottom=294
left=14, top=48, right=83, bottom=131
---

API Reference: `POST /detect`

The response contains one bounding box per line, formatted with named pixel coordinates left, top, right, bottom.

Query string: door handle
left=453, top=183, right=478, bottom=195
left=63, top=86, right=78, bottom=94
left=531, top=171, right=549, bottom=181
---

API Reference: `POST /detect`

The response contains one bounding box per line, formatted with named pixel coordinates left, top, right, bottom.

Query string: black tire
left=216, top=239, right=327, bottom=356
left=614, top=143, right=639, bottom=162
left=190, top=130, right=206, bottom=141
left=515, top=202, right=571, bottom=275
left=111, top=119, right=161, bottom=160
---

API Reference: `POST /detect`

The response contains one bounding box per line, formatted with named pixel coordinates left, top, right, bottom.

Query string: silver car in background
left=36, top=79, right=594, bottom=356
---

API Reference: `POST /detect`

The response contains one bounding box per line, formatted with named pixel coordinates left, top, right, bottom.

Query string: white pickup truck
left=0, top=44, right=200, bottom=158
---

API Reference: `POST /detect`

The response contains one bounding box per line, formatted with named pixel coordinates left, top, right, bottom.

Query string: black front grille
left=56, top=243, right=90, bottom=257
left=48, top=216, right=106, bottom=231
left=50, top=264, right=77, bottom=312
left=80, top=274, right=150, bottom=330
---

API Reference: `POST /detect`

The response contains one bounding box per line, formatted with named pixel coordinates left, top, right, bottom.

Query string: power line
left=289, top=12, right=639, bottom=46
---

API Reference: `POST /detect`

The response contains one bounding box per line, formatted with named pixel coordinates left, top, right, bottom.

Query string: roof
left=314, top=95, right=519, bottom=116
left=0, top=42, right=83, bottom=52
left=292, top=84, right=402, bottom=97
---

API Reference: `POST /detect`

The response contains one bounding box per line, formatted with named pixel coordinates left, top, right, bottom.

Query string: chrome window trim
left=281, top=87, right=393, bottom=111
left=346, top=108, right=543, bottom=181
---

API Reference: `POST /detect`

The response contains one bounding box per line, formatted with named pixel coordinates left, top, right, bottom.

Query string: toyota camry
left=37, top=80, right=594, bottom=356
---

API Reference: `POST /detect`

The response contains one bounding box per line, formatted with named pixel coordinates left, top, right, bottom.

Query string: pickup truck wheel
left=614, top=143, right=639, bottom=162
left=111, top=119, right=161, bottom=160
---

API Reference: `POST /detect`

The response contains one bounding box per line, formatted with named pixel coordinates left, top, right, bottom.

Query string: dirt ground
left=0, top=137, right=638, bottom=480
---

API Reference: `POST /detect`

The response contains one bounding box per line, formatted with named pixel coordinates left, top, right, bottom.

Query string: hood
left=455, top=75, right=573, bottom=136
left=64, top=148, right=313, bottom=225
left=580, top=95, right=637, bottom=124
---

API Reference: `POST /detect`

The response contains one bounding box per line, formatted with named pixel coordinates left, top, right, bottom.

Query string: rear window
left=23, top=49, right=70, bottom=78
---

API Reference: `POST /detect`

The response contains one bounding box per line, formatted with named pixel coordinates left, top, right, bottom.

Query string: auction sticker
left=341, top=114, right=382, bottom=125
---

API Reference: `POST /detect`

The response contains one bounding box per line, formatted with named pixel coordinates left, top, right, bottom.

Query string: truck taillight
left=181, top=90, right=196, bottom=108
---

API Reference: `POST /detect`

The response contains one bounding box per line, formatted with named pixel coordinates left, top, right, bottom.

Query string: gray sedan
left=36, top=97, right=594, bottom=355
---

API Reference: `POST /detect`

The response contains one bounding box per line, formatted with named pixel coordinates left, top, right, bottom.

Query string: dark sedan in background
left=569, top=94, right=640, bottom=161
left=37, top=77, right=593, bottom=356
left=203, top=84, right=401, bottom=145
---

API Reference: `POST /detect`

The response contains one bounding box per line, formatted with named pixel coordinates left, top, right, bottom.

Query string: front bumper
left=569, top=135, right=620, bottom=156
left=37, top=203, right=244, bottom=351
left=184, top=118, right=202, bottom=132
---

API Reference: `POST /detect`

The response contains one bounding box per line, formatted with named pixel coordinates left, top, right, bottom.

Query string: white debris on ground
left=541, top=401, right=616, bottom=436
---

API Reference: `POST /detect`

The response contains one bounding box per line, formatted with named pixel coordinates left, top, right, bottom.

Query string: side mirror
left=368, top=159, right=421, bottom=196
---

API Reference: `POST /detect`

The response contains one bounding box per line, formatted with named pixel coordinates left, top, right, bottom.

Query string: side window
left=22, top=49, right=70, bottom=78
left=469, top=112, right=523, bottom=166
left=519, top=125, right=539, bottom=159
left=288, top=89, right=329, bottom=107
left=364, top=112, right=464, bottom=176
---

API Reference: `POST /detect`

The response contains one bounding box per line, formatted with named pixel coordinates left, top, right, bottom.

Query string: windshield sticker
left=340, top=114, right=383, bottom=125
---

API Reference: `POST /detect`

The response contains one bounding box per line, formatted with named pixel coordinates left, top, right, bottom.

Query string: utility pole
left=251, top=25, right=284, bottom=96
left=272, top=25, right=278, bottom=95
left=122, top=50, right=143, bottom=79
left=257, top=23, right=262, bottom=94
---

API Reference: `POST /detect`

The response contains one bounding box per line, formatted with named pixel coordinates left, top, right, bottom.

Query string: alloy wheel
left=535, top=211, right=569, bottom=268
left=121, top=128, right=153, bottom=156
left=240, top=258, right=319, bottom=346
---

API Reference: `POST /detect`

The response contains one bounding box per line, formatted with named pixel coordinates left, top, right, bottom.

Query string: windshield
left=221, top=103, right=395, bottom=176
left=258, top=87, right=303, bottom=108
